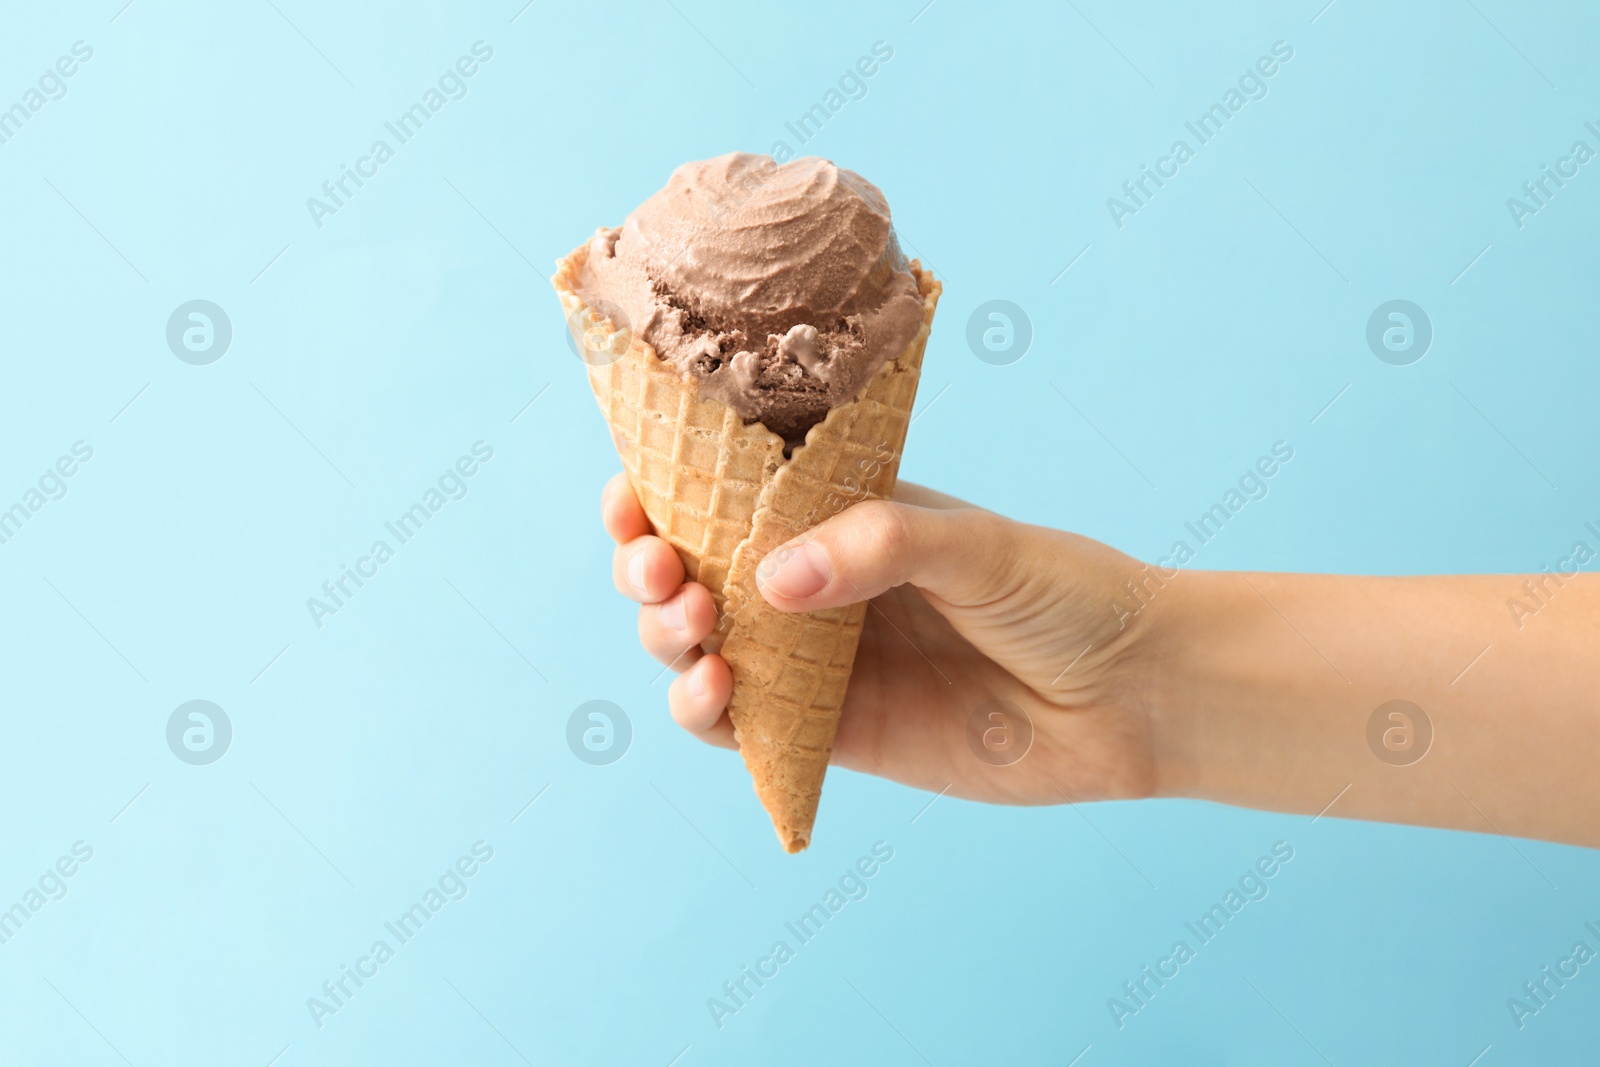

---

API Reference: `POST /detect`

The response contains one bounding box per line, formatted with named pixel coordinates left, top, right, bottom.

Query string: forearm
left=1145, top=569, right=1600, bottom=848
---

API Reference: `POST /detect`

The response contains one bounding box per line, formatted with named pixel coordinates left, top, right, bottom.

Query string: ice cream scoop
left=576, top=152, right=926, bottom=449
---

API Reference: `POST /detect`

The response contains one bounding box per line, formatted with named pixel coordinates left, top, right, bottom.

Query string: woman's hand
left=600, top=472, right=1170, bottom=807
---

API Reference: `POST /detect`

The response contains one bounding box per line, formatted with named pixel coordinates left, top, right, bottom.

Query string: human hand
left=600, top=472, right=1169, bottom=806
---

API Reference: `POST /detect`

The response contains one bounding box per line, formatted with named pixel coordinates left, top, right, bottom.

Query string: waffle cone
left=554, top=243, right=940, bottom=852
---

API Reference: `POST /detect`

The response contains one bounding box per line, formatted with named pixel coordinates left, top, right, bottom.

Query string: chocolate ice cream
left=575, top=152, right=925, bottom=450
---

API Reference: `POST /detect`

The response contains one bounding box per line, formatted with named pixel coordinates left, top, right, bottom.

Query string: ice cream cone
left=555, top=242, right=941, bottom=851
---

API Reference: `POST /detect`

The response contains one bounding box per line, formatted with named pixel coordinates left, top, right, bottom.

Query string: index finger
left=892, top=480, right=976, bottom=511
left=601, top=471, right=651, bottom=544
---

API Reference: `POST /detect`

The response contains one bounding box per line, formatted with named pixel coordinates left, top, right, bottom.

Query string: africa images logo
left=566, top=700, right=632, bottom=765
left=166, top=300, right=233, bottom=365
left=0, top=40, right=94, bottom=148
left=166, top=700, right=232, bottom=766
left=305, top=842, right=495, bottom=1030
left=1105, top=41, right=1295, bottom=229
left=306, top=42, right=494, bottom=229
left=1107, top=841, right=1295, bottom=1029
left=706, top=841, right=895, bottom=1030
left=305, top=442, right=495, bottom=629
left=1365, top=300, right=1432, bottom=366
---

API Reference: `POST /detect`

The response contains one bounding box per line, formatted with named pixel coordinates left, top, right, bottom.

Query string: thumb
left=755, top=499, right=1014, bottom=612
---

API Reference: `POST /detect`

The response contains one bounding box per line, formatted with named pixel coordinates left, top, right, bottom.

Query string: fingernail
left=686, top=661, right=706, bottom=696
left=759, top=540, right=831, bottom=600
left=626, top=547, right=647, bottom=594
left=658, top=594, right=687, bottom=631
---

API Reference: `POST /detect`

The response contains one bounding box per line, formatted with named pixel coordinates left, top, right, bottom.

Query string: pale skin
left=603, top=473, right=1600, bottom=849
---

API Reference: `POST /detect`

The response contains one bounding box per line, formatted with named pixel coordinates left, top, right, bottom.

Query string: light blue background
left=1, top=0, right=1597, bottom=1063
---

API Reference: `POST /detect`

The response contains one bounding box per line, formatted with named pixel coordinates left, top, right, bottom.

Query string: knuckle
left=965, top=507, right=1006, bottom=545
left=851, top=499, right=910, bottom=553
left=845, top=499, right=912, bottom=578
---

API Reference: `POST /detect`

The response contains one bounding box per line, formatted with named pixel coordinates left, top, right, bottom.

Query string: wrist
left=1079, top=556, right=1213, bottom=803
left=1129, top=568, right=1255, bottom=803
